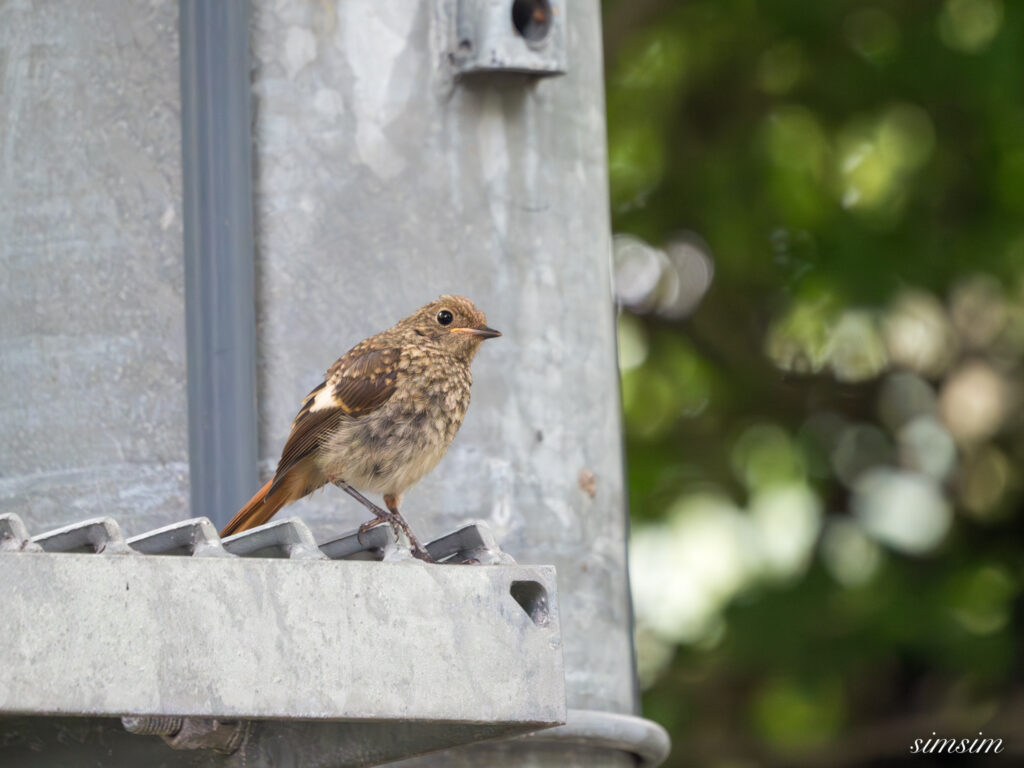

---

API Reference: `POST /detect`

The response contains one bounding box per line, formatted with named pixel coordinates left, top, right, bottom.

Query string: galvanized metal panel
left=0, top=553, right=564, bottom=725
left=0, top=0, right=188, bottom=536
left=0, top=717, right=548, bottom=768
left=249, top=0, right=637, bottom=720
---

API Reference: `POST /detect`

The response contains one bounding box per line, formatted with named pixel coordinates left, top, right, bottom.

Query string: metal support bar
left=0, top=547, right=564, bottom=731
left=179, top=0, right=259, bottom=528
left=522, top=710, right=671, bottom=767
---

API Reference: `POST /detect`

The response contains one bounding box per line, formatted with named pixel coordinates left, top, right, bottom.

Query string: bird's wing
left=269, top=344, right=402, bottom=492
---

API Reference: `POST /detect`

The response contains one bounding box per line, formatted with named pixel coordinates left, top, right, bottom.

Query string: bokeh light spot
left=822, top=518, right=883, bottom=587
left=731, top=423, right=807, bottom=490
left=939, top=361, right=1010, bottom=444
left=751, top=675, right=845, bottom=751
left=938, top=0, right=1004, bottom=53
left=946, top=564, right=1015, bottom=635
left=898, top=416, right=957, bottom=481
left=757, top=41, right=804, bottom=94
left=844, top=8, right=900, bottom=65
left=750, top=483, right=822, bottom=579
left=950, top=274, right=1009, bottom=349
left=959, top=444, right=1011, bottom=517
left=827, top=309, right=888, bottom=382
left=853, top=468, right=953, bottom=554
left=832, top=423, right=894, bottom=488
left=877, top=372, right=938, bottom=432
left=883, top=290, right=957, bottom=376
left=617, top=312, right=649, bottom=372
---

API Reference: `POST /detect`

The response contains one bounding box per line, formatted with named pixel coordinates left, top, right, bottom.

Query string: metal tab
left=221, top=517, right=326, bottom=560
left=0, top=513, right=41, bottom=553
left=127, top=517, right=228, bottom=557
left=427, top=522, right=517, bottom=565
left=31, top=516, right=132, bottom=555
left=318, top=524, right=394, bottom=561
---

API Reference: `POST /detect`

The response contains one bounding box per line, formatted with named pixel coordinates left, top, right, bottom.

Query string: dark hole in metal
left=510, top=580, right=549, bottom=626
left=511, top=0, right=552, bottom=43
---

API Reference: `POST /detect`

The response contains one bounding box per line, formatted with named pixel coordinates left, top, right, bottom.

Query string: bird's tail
left=220, top=478, right=279, bottom=537
left=220, top=461, right=322, bottom=537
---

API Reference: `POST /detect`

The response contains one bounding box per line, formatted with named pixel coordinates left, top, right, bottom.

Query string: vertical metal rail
left=179, top=0, right=259, bottom=528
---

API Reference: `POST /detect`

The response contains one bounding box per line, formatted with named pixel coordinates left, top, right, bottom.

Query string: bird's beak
left=451, top=325, right=502, bottom=339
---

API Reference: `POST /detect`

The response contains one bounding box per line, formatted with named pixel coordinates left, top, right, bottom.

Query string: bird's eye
left=437, top=310, right=454, bottom=326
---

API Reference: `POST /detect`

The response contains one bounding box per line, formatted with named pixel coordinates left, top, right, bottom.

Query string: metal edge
left=519, top=709, right=671, bottom=767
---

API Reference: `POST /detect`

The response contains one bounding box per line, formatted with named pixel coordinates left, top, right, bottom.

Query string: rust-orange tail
left=219, top=460, right=323, bottom=537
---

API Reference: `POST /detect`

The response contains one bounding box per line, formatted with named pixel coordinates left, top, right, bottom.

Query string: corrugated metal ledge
left=0, top=513, right=564, bottom=767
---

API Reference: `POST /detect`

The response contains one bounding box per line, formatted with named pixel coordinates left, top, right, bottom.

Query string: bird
left=219, top=295, right=501, bottom=561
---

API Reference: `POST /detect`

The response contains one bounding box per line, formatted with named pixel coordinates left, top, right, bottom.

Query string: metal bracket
left=1, top=512, right=563, bottom=767
left=450, top=0, right=567, bottom=77
left=522, top=709, right=671, bottom=767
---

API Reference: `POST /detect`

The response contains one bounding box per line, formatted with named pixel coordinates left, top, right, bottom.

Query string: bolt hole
left=510, top=580, right=550, bottom=626
left=458, top=38, right=472, bottom=52
left=511, top=0, right=552, bottom=43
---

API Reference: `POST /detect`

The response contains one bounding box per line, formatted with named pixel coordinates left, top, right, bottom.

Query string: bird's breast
left=318, top=361, right=473, bottom=495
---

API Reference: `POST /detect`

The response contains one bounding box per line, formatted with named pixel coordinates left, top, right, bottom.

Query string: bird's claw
left=358, top=512, right=435, bottom=563
left=409, top=544, right=436, bottom=563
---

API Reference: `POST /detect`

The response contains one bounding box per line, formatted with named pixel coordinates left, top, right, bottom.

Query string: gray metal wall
left=0, top=1, right=188, bottom=534
left=249, top=0, right=636, bottom=718
left=1, top=0, right=638, bottom=760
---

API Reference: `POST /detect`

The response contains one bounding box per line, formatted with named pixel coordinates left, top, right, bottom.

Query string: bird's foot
left=359, top=513, right=435, bottom=563
left=408, top=543, right=435, bottom=563
left=358, top=514, right=397, bottom=536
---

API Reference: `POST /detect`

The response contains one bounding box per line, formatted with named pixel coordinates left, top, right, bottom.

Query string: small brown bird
left=220, top=295, right=500, bottom=560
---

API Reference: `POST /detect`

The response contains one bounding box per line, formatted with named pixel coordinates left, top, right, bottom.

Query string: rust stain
left=578, top=468, right=597, bottom=499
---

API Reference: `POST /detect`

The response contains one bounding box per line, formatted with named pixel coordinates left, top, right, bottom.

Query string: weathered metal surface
left=0, top=0, right=189, bottom=535
left=220, top=517, right=326, bottom=560
left=3, top=0, right=660, bottom=763
left=386, top=710, right=671, bottom=768
left=249, top=0, right=637, bottom=723
left=2, top=512, right=566, bottom=765
left=127, top=518, right=229, bottom=558
left=450, top=0, right=568, bottom=76
left=0, top=717, right=551, bottom=768
left=0, top=546, right=563, bottom=725
left=31, top=516, right=133, bottom=555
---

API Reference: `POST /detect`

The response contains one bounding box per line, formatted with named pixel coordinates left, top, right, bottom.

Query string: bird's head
left=401, top=295, right=501, bottom=361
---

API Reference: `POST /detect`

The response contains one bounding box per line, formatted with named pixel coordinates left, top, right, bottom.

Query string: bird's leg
left=329, top=478, right=400, bottom=539
left=329, top=479, right=433, bottom=562
left=333, top=480, right=390, bottom=518
left=381, top=494, right=434, bottom=563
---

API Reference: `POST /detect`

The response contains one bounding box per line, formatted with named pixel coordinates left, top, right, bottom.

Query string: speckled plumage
left=220, top=296, right=499, bottom=560
left=318, top=315, right=477, bottom=500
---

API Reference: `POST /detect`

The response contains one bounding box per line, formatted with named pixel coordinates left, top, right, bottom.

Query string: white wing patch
left=308, top=382, right=338, bottom=413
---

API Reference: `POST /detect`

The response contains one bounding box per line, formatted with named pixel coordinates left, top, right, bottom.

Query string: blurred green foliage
left=604, top=1, right=1024, bottom=764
